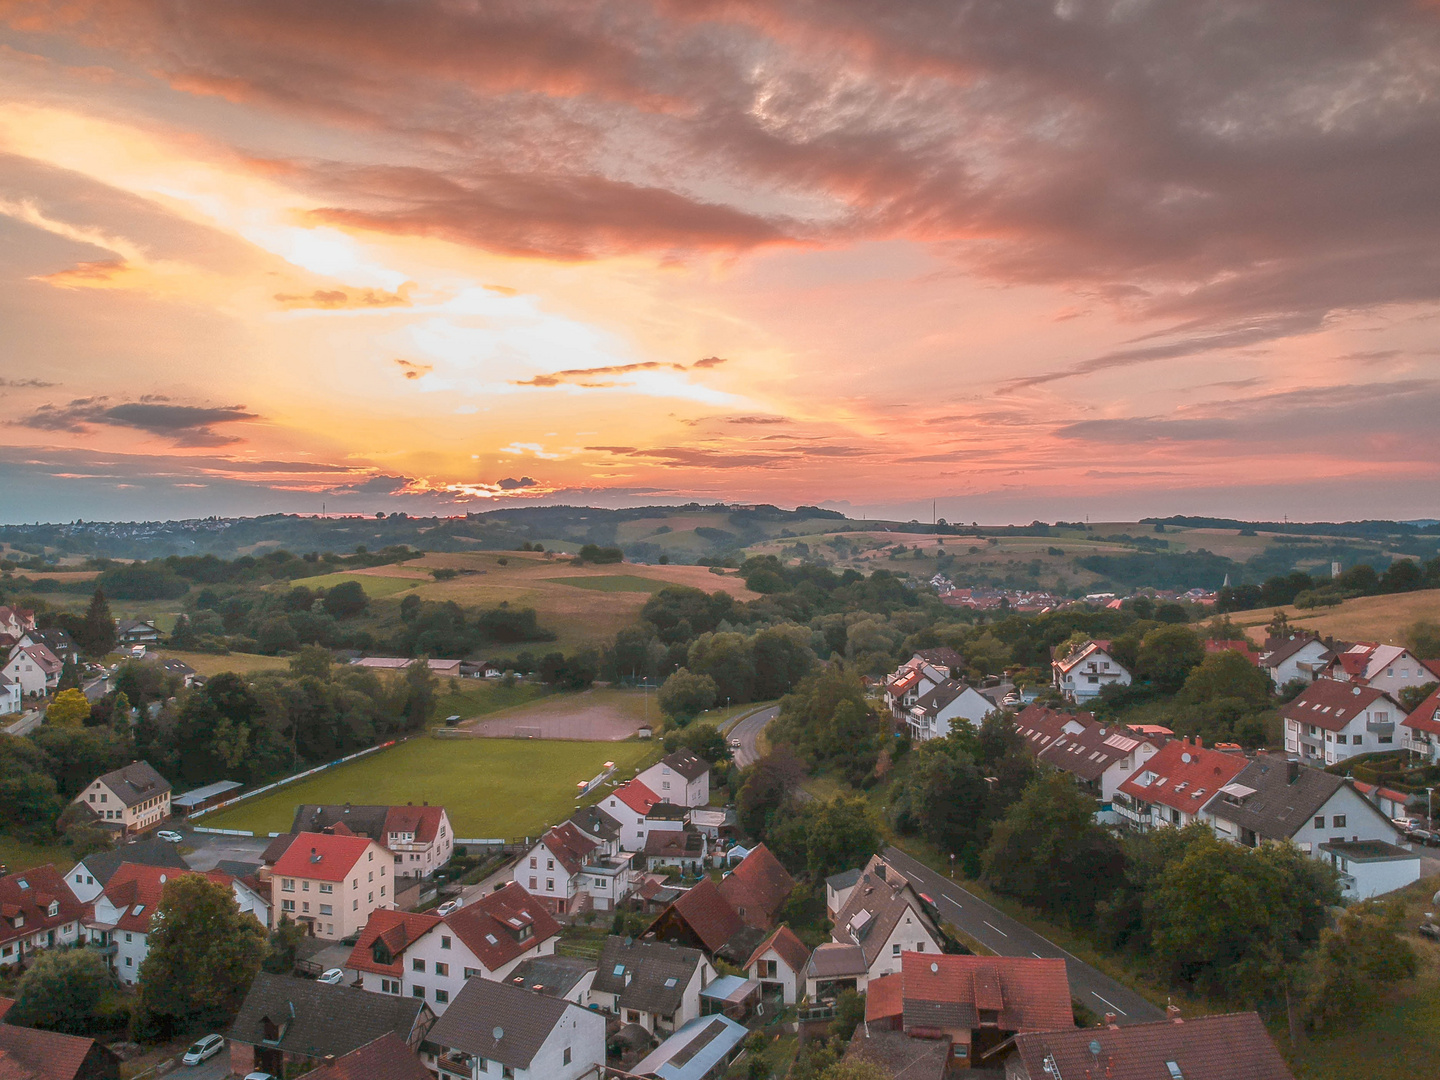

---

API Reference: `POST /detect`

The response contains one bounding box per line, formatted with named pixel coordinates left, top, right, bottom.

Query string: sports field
left=198, top=735, right=657, bottom=839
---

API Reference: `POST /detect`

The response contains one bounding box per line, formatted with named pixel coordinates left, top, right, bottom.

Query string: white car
left=182, top=1034, right=224, bottom=1065
left=242, top=1074, right=277, bottom=1080
left=436, top=899, right=461, bottom=917
left=317, top=968, right=346, bottom=985
left=156, top=830, right=184, bottom=843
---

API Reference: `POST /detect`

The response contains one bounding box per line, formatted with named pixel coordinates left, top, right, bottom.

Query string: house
left=1321, top=642, right=1440, bottom=697
left=865, top=952, right=1073, bottom=1070
left=804, top=943, right=871, bottom=999
left=1280, top=680, right=1405, bottom=765
left=647, top=879, right=759, bottom=963
left=825, top=869, right=862, bottom=923
left=156, top=657, right=197, bottom=687
left=303, top=1033, right=433, bottom=1080
left=114, top=619, right=161, bottom=646
left=1204, top=638, right=1261, bottom=666
left=1258, top=633, right=1333, bottom=690
left=883, top=662, right=948, bottom=720
left=422, top=975, right=605, bottom=1080
left=602, top=780, right=687, bottom=851
left=351, top=657, right=415, bottom=670
left=906, top=680, right=996, bottom=741
left=589, top=936, right=715, bottom=1036
left=289, top=803, right=454, bottom=878
left=171, top=780, right=244, bottom=817
left=644, top=829, right=708, bottom=873
left=1014, top=703, right=1093, bottom=756
left=1024, top=712, right=1166, bottom=805
left=350, top=883, right=559, bottom=1011
left=637, top=751, right=711, bottom=808
left=910, top=648, right=965, bottom=677
left=0, top=606, right=36, bottom=638
left=515, top=821, right=632, bottom=914
left=65, top=834, right=190, bottom=903
left=630, top=1015, right=749, bottom=1080
left=1352, top=780, right=1413, bottom=821
left=228, top=972, right=432, bottom=1079
left=830, top=856, right=944, bottom=983
left=716, top=844, right=794, bottom=931
left=744, top=925, right=810, bottom=1005
left=24, top=628, right=79, bottom=665
left=272, top=832, right=393, bottom=940
left=3, top=642, right=62, bottom=697
left=1003, top=1009, right=1294, bottom=1080
left=688, top=808, right=737, bottom=840
left=73, top=761, right=171, bottom=836
left=1051, top=640, right=1131, bottom=703
left=84, top=863, right=269, bottom=984
left=843, top=1027, right=948, bottom=1080
left=0, top=672, right=21, bottom=715
left=502, top=955, right=597, bottom=1004
left=0, top=1023, right=122, bottom=1080
left=568, top=804, right=625, bottom=854
left=0, top=865, right=85, bottom=969
left=1402, top=684, right=1440, bottom=764
left=1114, top=738, right=1248, bottom=832
left=1203, top=755, right=1418, bottom=900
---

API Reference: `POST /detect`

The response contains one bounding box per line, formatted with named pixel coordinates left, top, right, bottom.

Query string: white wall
left=398, top=925, right=555, bottom=1014
left=865, top=909, right=941, bottom=981
left=749, top=948, right=801, bottom=1004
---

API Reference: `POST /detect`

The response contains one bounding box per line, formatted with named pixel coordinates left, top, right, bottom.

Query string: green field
left=433, top=680, right=551, bottom=720
left=199, top=736, right=657, bottom=839
left=287, top=571, right=422, bottom=598
left=543, top=575, right=668, bottom=594
left=0, top=834, right=74, bottom=876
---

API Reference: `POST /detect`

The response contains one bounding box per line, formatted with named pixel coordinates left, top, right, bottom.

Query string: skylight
left=665, top=977, right=677, bottom=987
left=485, top=934, right=498, bottom=944
left=614, top=964, right=626, bottom=976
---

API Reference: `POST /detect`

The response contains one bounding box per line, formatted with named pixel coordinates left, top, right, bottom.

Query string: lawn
left=543, top=575, right=668, bottom=594
left=433, top=680, right=552, bottom=720
left=286, top=571, right=422, bottom=598
left=0, top=833, right=73, bottom=875
left=1230, top=588, right=1440, bottom=646
left=148, top=648, right=290, bottom=677
left=198, top=735, right=658, bottom=840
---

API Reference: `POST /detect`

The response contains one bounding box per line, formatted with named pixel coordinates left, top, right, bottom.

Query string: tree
left=168, top=613, right=197, bottom=649
left=688, top=632, right=756, bottom=704
left=806, top=796, right=880, bottom=881
left=8, top=948, right=114, bottom=1034
left=79, top=587, right=116, bottom=657
left=1135, top=625, right=1204, bottom=692
left=658, top=668, right=717, bottom=722
left=288, top=644, right=333, bottom=680
left=262, top=914, right=309, bottom=975
left=751, top=625, right=817, bottom=699
left=818, top=1062, right=889, bottom=1080
left=1405, top=619, right=1440, bottom=660
left=133, top=874, right=266, bottom=1039
left=664, top=722, right=731, bottom=764
left=1399, top=681, right=1439, bottom=712
left=56, top=659, right=82, bottom=692
left=44, top=688, right=91, bottom=728
left=322, top=579, right=369, bottom=618
left=828, top=988, right=868, bottom=1043
left=399, top=657, right=437, bottom=730
left=109, top=690, right=133, bottom=733
left=1303, top=899, right=1418, bottom=1031
left=1176, top=650, right=1272, bottom=709
left=737, top=750, right=806, bottom=839
left=256, top=616, right=300, bottom=654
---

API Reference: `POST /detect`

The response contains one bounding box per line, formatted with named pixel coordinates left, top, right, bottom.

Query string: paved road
left=169, top=1046, right=231, bottom=1080
left=883, top=846, right=1165, bottom=1025
left=729, top=705, right=779, bottom=768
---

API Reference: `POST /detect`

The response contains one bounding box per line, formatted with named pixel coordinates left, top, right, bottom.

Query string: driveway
left=883, top=847, right=1165, bottom=1025
left=179, top=829, right=272, bottom=872
left=729, top=705, right=779, bottom=768
left=170, top=1045, right=231, bottom=1080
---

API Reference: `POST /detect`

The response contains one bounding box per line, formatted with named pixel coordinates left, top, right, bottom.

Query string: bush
left=658, top=668, right=718, bottom=722
left=578, top=544, right=623, bottom=564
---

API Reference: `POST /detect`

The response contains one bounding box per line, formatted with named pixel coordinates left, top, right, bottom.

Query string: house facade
left=636, top=750, right=711, bottom=807
left=272, top=832, right=393, bottom=940
left=831, top=856, right=944, bottom=983
left=1322, top=643, right=1440, bottom=697
left=0, top=672, right=20, bottom=715
left=1259, top=633, right=1333, bottom=690
left=2, top=642, right=62, bottom=698
left=1280, top=680, right=1404, bottom=766
left=601, top=780, right=688, bottom=851
left=906, top=680, right=995, bottom=741
left=745, top=926, right=811, bottom=1005
left=423, top=976, right=604, bottom=1080
left=1402, top=685, right=1440, bottom=764
left=589, top=936, right=714, bottom=1036
left=289, top=803, right=454, bottom=879
left=0, top=865, right=85, bottom=969
left=74, top=762, right=171, bottom=836
left=1051, top=641, right=1131, bottom=703
left=1114, top=738, right=1248, bottom=831
left=514, top=821, right=632, bottom=914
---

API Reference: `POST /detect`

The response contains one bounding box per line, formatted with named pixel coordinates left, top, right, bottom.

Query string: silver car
left=182, top=1035, right=224, bottom=1065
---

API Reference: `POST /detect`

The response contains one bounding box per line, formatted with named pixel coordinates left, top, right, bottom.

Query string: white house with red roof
left=1281, top=680, right=1406, bottom=766
left=745, top=925, right=811, bottom=1005
left=0, top=672, right=20, bottom=715
left=1402, top=684, right=1440, bottom=765
left=602, top=779, right=687, bottom=851
left=1051, top=640, right=1131, bottom=703
left=1114, top=737, right=1248, bottom=831
left=0, top=865, right=85, bottom=969
left=1322, top=642, right=1440, bottom=698
left=883, top=659, right=949, bottom=719
left=289, top=803, right=453, bottom=878
left=2, top=641, right=62, bottom=698
left=348, top=882, right=560, bottom=1014
left=272, top=832, right=392, bottom=940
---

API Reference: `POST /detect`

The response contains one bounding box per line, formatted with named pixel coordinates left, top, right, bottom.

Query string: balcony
left=86, top=939, right=117, bottom=957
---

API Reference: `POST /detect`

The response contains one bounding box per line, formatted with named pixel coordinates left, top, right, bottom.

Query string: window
left=530, top=857, right=537, bottom=868
left=435, top=962, right=449, bottom=977
left=368, top=850, right=374, bottom=861
left=381, top=885, right=386, bottom=897
left=529, top=877, right=537, bottom=890
left=412, top=986, right=425, bottom=998
left=464, top=967, right=481, bottom=979
left=547, top=859, right=554, bottom=871
left=303, top=881, right=310, bottom=891
left=546, top=879, right=554, bottom=891
left=302, top=902, right=310, bottom=913
left=125, top=956, right=132, bottom=966
left=353, top=899, right=358, bottom=911
left=1333, top=815, right=1346, bottom=828
left=915, top=941, right=925, bottom=952
left=441, top=936, right=451, bottom=950
left=563, top=1048, right=571, bottom=1066
left=320, top=883, right=332, bottom=894
left=413, top=958, right=425, bottom=972
left=282, top=879, right=295, bottom=892
left=1315, top=816, right=1325, bottom=829
left=125, top=933, right=132, bottom=942
left=319, top=905, right=332, bottom=916
left=282, top=900, right=295, bottom=912
left=434, top=988, right=449, bottom=1004
left=892, top=943, right=901, bottom=956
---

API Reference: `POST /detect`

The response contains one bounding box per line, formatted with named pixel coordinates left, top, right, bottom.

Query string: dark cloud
left=394, top=359, right=434, bottom=380
left=0, top=377, right=57, bottom=389
left=726, top=415, right=786, bottom=425
left=497, top=476, right=539, bottom=489
left=14, top=396, right=258, bottom=446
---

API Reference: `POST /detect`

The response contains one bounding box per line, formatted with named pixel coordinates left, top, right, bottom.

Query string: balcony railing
left=86, top=940, right=118, bottom=956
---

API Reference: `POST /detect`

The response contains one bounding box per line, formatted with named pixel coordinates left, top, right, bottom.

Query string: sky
left=2, top=0, right=1439, bottom=525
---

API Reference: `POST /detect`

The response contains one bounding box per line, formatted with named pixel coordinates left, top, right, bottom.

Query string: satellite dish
left=930, top=962, right=939, bottom=973
left=1181, top=752, right=1191, bottom=763
left=492, top=1027, right=504, bottom=1042
left=1089, top=1040, right=1101, bottom=1055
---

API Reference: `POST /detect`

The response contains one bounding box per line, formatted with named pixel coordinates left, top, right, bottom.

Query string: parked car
left=242, top=1073, right=277, bottom=1080
left=317, top=968, right=346, bottom=985
left=156, top=829, right=184, bottom=843
left=1406, top=827, right=1440, bottom=846
left=182, top=1035, right=224, bottom=1065
left=1394, top=816, right=1423, bottom=830
left=436, top=899, right=461, bottom=917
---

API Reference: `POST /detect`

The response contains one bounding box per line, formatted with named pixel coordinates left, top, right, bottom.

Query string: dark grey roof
left=805, top=944, right=867, bottom=978
left=833, top=871, right=941, bottom=967
left=1319, top=839, right=1417, bottom=862
left=570, top=804, right=622, bottom=842
left=825, top=869, right=862, bottom=892
left=426, top=976, right=571, bottom=1069
left=94, top=762, right=171, bottom=807
left=78, top=835, right=188, bottom=886
left=214, top=859, right=264, bottom=878
left=845, top=1029, right=948, bottom=1080
left=229, top=973, right=426, bottom=1060
left=659, top=751, right=710, bottom=783
left=647, top=803, right=689, bottom=821
left=503, top=955, right=595, bottom=999
left=592, top=936, right=704, bottom=1016
left=1201, top=755, right=1395, bottom=842
left=290, top=804, right=390, bottom=840
left=1259, top=633, right=1329, bottom=668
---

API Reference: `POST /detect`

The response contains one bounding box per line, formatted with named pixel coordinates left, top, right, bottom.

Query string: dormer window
left=47, top=901, right=58, bottom=917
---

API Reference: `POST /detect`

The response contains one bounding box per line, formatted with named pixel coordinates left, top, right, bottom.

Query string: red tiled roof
left=305, top=1034, right=431, bottom=1080
left=901, top=952, right=1072, bottom=1034
left=0, top=1024, right=103, bottom=1080
left=746, top=925, right=811, bottom=977
left=1351, top=780, right=1413, bottom=807
left=865, top=972, right=904, bottom=1023
left=0, top=866, right=83, bottom=949
left=443, top=882, right=559, bottom=972
left=611, top=779, right=660, bottom=817
left=541, top=822, right=599, bottom=876
left=1204, top=639, right=1260, bottom=665
left=272, top=832, right=378, bottom=883
left=667, top=878, right=743, bottom=954
left=382, top=805, right=445, bottom=845
left=1403, top=684, right=1440, bottom=737
left=1116, top=740, right=1248, bottom=815
left=717, top=844, right=794, bottom=930
left=1280, top=680, right=1401, bottom=733
left=346, top=909, right=444, bottom=977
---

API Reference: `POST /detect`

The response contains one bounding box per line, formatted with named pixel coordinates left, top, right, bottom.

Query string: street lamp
left=949, top=853, right=955, bottom=880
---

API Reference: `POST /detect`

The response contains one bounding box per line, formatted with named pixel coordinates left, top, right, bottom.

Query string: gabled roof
left=632, top=1015, right=748, bottom=1080
left=304, top=1033, right=432, bottom=1080
left=569, top=803, right=622, bottom=842
left=290, top=803, right=448, bottom=848
left=1007, top=1011, right=1294, bottom=1080
left=901, top=951, right=1072, bottom=1034
left=825, top=868, right=862, bottom=893
left=0, top=865, right=84, bottom=946
left=381, top=805, right=446, bottom=844
left=832, top=861, right=941, bottom=968
left=229, top=973, right=427, bottom=1059
left=91, top=761, right=170, bottom=807
left=592, top=935, right=705, bottom=1016
left=443, top=882, right=559, bottom=972
left=1201, top=755, right=1396, bottom=843
left=1036, top=721, right=1157, bottom=783
left=1279, top=680, right=1402, bottom=732
left=1351, top=779, right=1413, bottom=807
left=1053, top=640, right=1123, bottom=675
left=346, top=908, right=444, bottom=977
left=806, top=942, right=867, bottom=979
left=74, top=835, right=187, bottom=887
left=913, top=647, right=964, bottom=671
left=864, top=972, right=904, bottom=1023
left=1013, top=704, right=1093, bottom=755
left=656, top=750, right=710, bottom=782
left=272, top=832, right=378, bottom=883
left=611, top=779, right=661, bottom=817
left=1402, top=684, right=1440, bottom=737
left=745, top=925, right=811, bottom=976
left=1116, top=740, right=1247, bottom=815
left=92, top=863, right=217, bottom=934
left=716, top=844, right=793, bottom=929
left=665, top=878, right=743, bottom=954
left=427, top=977, right=573, bottom=1070
left=644, top=830, right=705, bottom=860
left=540, top=822, right=600, bottom=875
left=17, top=643, right=62, bottom=674
left=1259, top=633, right=1330, bottom=668
left=0, top=1023, right=114, bottom=1080
left=910, top=678, right=973, bottom=716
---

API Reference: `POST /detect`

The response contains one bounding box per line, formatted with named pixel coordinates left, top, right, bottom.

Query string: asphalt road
left=170, top=1045, right=231, bottom=1080
left=883, top=846, right=1165, bottom=1025
left=178, top=829, right=272, bottom=872
left=728, top=704, right=779, bottom=768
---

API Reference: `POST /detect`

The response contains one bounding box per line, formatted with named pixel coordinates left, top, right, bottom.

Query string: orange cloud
left=273, top=283, right=413, bottom=309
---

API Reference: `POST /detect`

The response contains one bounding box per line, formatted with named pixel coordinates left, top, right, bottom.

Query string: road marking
left=1091, top=992, right=1127, bottom=1016
left=982, top=920, right=1009, bottom=938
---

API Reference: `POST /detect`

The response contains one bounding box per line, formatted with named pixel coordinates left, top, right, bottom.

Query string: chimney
left=1104, top=1012, right=1118, bottom=1029
left=1167, top=1005, right=1183, bottom=1024
left=1287, top=759, right=1300, bottom=785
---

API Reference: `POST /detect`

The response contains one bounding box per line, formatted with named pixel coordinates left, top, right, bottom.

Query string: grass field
left=1230, top=588, right=1440, bottom=645
left=199, top=735, right=657, bottom=838
left=433, top=680, right=552, bottom=720
left=544, top=575, right=668, bottom=593
left=287, top=571, right=423, bottom=598
left=0, top=833, right=73, bottom=875
left=148, top=648, right=291, bottom=677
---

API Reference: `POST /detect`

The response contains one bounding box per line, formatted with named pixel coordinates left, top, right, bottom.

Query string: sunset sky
left=3, top=1, right=1439, bottom=524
